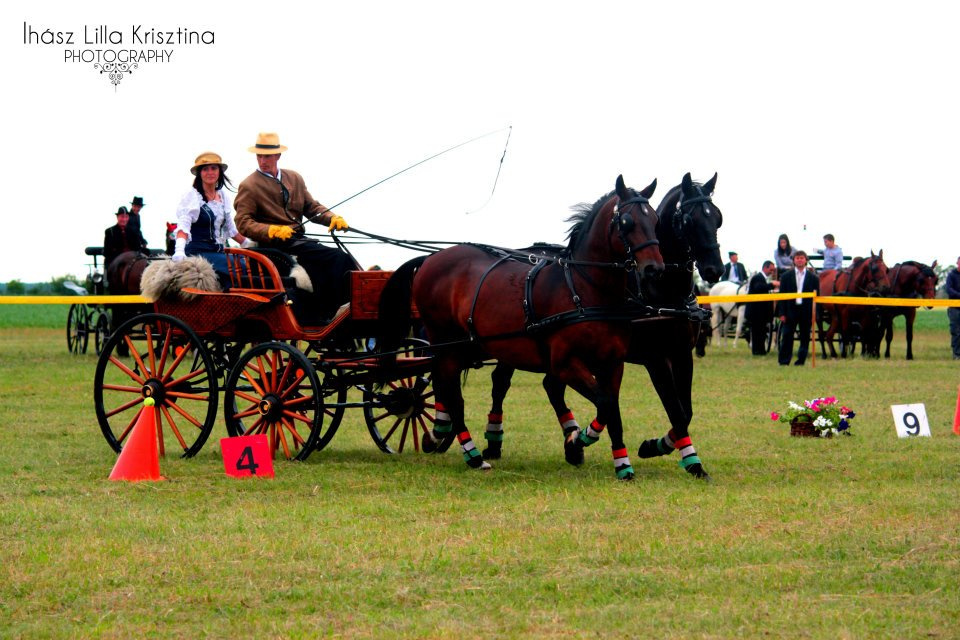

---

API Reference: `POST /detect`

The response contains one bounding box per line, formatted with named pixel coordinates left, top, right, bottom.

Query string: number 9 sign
left=890, top=404, right=931, bottom=438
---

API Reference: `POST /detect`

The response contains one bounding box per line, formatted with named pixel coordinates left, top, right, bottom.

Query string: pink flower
left=841, top=406, right=850, bottom=414
left=826, top=396, right=837, bottom=404
left=770, top=412, right=780, bottom=421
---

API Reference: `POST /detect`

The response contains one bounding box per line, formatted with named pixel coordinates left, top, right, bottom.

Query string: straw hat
left=191, top=151, right=228, bottom=176
left=248, top=132, right=288, bottom=154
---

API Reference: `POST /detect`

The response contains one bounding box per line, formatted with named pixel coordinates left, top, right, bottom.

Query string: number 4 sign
left=890, top=404, right=931, bottom=438
left=220, top=435, right=275, bottom=478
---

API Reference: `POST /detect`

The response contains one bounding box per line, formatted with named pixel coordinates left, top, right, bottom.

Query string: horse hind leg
left=425, top=360, right=490, bottom=470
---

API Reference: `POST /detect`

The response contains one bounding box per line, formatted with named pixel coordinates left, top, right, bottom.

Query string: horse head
left=865, top=249, right=892, bottom=294
left=914, top=260, right=939, bottom=304
left=568, top=176, right=663, bottom=282
left=675, top=172, right=723, bottom=283
left=611, top=174, right=664, bottom=277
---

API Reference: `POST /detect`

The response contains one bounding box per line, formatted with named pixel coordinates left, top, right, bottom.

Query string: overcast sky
left=3, top=1, right=958, bottom=283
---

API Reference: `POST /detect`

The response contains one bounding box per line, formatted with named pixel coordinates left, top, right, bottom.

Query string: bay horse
left=817, top=251, right=891, bottom=358
left=106, top=250, right=155, bottom=330
left=378, top=175, right=664, bottom=479
left=482, top=173, right=724, bottom=480
left=880, top=261, right=939, bottom=359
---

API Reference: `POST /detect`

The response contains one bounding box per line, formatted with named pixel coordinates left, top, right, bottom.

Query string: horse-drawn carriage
left=93, top=173, right=729, bottom=480
left=66, top=247, right=111, bottom=356
left=94, top=248, right=437, bottom=461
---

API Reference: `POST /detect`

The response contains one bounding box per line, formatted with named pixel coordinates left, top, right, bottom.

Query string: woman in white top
left=173, top=152, right=250, bottom=286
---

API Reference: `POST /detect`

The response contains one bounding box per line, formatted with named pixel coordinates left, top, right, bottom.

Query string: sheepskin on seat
left=140, top=256, right=222, bottom=302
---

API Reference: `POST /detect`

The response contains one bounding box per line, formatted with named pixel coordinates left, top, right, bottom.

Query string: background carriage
left=93, top=248, right=438, bottom=461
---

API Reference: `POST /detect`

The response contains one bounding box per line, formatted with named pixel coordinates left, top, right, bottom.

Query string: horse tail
left=377, top=255, right=428, bottom=365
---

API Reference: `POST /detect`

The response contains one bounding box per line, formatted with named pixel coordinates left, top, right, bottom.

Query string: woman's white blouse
left=175, top=189, right=239, bottom=244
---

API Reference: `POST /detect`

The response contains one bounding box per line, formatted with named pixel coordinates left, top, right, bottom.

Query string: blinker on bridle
left=612, top=194, right=659, bottom=257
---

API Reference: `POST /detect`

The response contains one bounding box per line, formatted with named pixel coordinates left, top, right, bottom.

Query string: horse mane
left=565, top=188, right=619, bottom=252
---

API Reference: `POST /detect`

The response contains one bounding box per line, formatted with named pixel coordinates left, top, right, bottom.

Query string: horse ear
left=703, top=172, right=718, bottom=195
left=878, top=249, right=883, bottom=260
left=639, top=178, right=657, bottom=199
left=682, top=172, right=693, bottom=192
left=932, top=259, right=938, bottom=269
left=615, top=174, right=630, bottom=201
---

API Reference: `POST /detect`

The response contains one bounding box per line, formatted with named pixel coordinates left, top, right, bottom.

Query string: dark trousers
left=949, top=307, right=960, bottom=357
left=283, top=238, right=356, bottom=319
left=778, top=315, right=811, bottom=365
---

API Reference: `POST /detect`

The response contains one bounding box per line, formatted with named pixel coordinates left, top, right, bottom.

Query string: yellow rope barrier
left=0, top=295, right=149, bottom=304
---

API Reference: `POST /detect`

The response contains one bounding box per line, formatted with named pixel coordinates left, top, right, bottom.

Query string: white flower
left=789, top=401, right=804, bottom=411
left=813, top=415, right=833, bottom=428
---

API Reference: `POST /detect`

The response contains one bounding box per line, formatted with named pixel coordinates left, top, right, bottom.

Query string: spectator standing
left=820, top=234, right=843, bottom=271
left=947, top=256, right=960, bottom=360
left=722, top=251, right=747, bottom=284
left=774, top=233, right=795, bottom=277
left=746, top=261, right=779, bottom=356
left=777, top=250, right=819, bottom=366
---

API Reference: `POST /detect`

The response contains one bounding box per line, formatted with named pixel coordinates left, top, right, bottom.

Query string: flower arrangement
left=770, top=396, right=855, bottom=437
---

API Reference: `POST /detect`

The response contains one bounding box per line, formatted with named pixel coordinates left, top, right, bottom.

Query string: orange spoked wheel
left=94, top=314, right=219, bottom=458
left=223, top=342, right=324, bottom=461
left=361, top=339, right=442, bottom=454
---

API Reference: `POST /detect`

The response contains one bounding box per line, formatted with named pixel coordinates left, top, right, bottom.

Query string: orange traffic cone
left=953, top=385, right=960, bottom=436
left=109, top=398, right=166, bottom=481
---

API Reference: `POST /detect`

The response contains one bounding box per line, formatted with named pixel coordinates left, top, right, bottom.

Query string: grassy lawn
left=1, top=310, right=958, bottom=638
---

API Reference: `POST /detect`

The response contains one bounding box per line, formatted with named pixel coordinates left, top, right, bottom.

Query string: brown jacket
left=234, top=169, right=331, bottom=243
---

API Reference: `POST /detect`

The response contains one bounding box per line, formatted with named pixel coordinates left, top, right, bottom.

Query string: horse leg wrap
left=457, top=431, right=489, bottom=470
left=483, top=413, right=503, bottom=460
left=638, top=432, right=675, bottom=459
left=577, top=419, right=605, bottom=447
left=421, top=403, right=452, bottom=454
left=612, top=448, right=635, bottom=481
left=558, top=411, right=584, bottom=466
left=673, top=436, right=708, bottom=479
left=432, top=403, right=453, bottom=440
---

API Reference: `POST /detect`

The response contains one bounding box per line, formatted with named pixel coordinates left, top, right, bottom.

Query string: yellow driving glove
left=327, top=214, right=349, bottom=232
left=268, top=225, right=293, bottom=241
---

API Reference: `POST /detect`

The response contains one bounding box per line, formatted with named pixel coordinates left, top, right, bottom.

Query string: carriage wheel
left=763, top=320, right=774, bottom=354
left=223, top=342, right=325, bottom=461
left=361, top=339, right=440, bottom=454
left=67, top=304, right=89, bottom=355
left=93, top=308, right=111, bottom=356
left=94, top=313, right=219, bottom=458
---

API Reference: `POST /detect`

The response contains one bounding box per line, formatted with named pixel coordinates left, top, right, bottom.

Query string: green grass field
left=1, top=309, right=958, bottom=638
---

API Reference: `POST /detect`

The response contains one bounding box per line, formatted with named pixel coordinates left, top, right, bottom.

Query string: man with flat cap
left=234, top=132, right=355, bottom=321
left=722, top=251, right=747, bottom=285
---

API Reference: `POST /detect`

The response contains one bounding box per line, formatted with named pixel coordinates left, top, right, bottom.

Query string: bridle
left=611, top=193, right=660, bottom=265
left=671, top=186, right=722, bottom=270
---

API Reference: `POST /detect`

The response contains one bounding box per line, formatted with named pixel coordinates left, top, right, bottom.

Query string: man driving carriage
left=234, top=132, right=356, bottom=321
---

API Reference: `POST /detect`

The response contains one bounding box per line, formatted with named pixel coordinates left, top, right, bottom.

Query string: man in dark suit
left=103, top=206, right=147, bottom=268
left=746, top=260, right=779, bottom=356
left=777, top=250, right=819, bottom=365
left=722, top=251, right=747, bottom=285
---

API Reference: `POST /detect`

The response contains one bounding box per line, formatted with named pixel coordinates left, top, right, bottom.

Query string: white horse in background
left=708, top=280, right=748, bottom=347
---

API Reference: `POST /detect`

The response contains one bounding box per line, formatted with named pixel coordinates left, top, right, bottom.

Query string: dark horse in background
left=106, top=250, right=155, bottom=332
left=817, top=251, right=891, bottom=358
left=378, top=176, right=664, bottom=479
left=879, top=261, right=939, bottom=359
left=482, top=173, right=724, bottom=480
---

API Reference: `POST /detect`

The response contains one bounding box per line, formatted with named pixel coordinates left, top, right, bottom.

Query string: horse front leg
left=540, top=375, right=584, bottom=466
left=483, top=363, right=514, bottom=459
left=637, top=349, right=709, bottom=481
left=905, top=310, right=915, bottom=360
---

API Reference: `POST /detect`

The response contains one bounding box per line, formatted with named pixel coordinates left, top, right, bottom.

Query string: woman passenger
left=773, top=233, right=795, bottom=278
left=172, top=152, right=251, bottom=286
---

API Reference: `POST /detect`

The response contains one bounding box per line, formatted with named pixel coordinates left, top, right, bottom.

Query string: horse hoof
left=466, top=455, right=490, bottom=470
left=637, top=438, right=670, bottom=459
left=482, top=443, right=502, bottom=459
left=617, top=471, right=635, bottom=481
left=421, top=436, right=438, bottom=454
left=564, top=439, right=585, bottom=466
left=478, top=461, right=492, bottom=471
left=685, top=463, right=711, bottom=481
